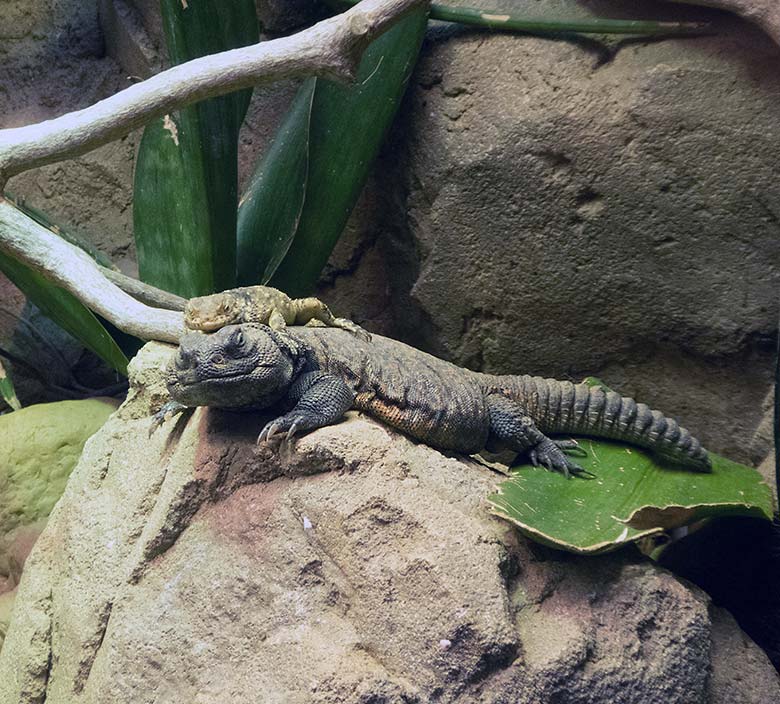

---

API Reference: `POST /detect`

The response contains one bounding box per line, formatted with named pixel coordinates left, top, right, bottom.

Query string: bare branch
left=0, top=199, right=185, bottom=343
left=100, top=267, right=187, bottom=312
left=665, top=0, right=780, bottom=45
left=0, top=0, right=422, bottom=187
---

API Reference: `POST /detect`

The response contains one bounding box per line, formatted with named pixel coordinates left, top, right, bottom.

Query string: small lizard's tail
left=505, top=376, right=711, bottom=471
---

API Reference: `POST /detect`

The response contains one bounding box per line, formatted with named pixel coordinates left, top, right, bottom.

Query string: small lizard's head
left=167, top=324, right=299, bottom=409
left=184, top=293, right=240, bottom=332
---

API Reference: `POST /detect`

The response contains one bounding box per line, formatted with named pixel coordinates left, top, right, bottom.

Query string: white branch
left=0, top=0, right=422, bottom=187
left=0, top=199, right=185, bottom=343
left=665, top=0, right=780, bottom=45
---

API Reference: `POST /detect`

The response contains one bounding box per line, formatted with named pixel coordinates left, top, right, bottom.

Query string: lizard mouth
left=175, top=370, right=252, bottom=388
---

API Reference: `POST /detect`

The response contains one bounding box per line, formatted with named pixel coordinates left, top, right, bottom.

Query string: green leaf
left=0, top=253, right=129, bottom=375
left=0, top=359, right=21, bottom=411
left=237, top=4, right=429, bottom=294
left=328, top=0, right=710, bottom=35
left=134, top=0, right=259, bottom=297
left=488, top=442, right=773, bottom=555
left=237, top=79, right=315, bottom=284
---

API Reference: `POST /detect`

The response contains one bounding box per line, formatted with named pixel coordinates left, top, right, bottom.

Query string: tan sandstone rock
left=0, top=342, right=777, bottom=703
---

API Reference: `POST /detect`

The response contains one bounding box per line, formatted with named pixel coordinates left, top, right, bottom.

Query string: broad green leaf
left=0, top=359, right=20, bottom=411
left=488, top=442, right=773, bottom=555
left=0, top=253, right=129, bottom=375
left=237, top=79, right=315, bottom=284
left=238, top=4, right=429, bottom=294
left=134, top=0, right=259, bottom=297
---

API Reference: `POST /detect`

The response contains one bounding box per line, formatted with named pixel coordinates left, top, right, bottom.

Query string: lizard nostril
left=176, top=349, right=194, bottom=370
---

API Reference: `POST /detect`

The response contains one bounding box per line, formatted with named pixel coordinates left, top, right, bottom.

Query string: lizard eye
left=228, top=328, right=245, bottom=350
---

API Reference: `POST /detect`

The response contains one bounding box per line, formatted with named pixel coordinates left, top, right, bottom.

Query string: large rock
left=0, top=399, right=119, bottom=649
left=0, top=342, right=777, bottom=703
left=366, top=2, right=780, bottom=465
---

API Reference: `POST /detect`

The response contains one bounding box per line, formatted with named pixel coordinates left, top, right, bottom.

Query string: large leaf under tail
left=488, top=442, right=772, bottom=554
left=134, top=0, right=259, bottom=298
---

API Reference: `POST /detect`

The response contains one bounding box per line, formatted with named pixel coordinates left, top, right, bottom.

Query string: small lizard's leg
left=258, top=371, right=355, bottom=443
left=294, top=298, right=371, bottom=341
left=268, top=309, right=289, bottom=331
left=486, top=394, right=589, bottom=478
left=149, top=400, right=189, bottom=436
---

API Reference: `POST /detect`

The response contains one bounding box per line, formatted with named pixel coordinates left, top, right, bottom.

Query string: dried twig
left=100, top=267, right=187, bottom=312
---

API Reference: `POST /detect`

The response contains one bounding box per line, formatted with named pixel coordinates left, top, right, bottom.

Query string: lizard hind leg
left=486, top=394, right=590, bottom=478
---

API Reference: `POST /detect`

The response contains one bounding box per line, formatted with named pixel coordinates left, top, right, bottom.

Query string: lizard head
left=184, top=293, right=240, bottom=332
left=167, top=324, right=300, bottom=409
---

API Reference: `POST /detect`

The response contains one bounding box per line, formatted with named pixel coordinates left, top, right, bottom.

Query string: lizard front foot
left=527, top=438, right=593, bottom=479
left=257, top=412, right=318, bottom=445
left=333, top=317, right=372, bottom=342
left=149, top=400, right=189, bottom=437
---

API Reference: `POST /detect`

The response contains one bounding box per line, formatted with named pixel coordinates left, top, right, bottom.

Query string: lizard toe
left=286, top=421, right=301, bottom=441
left=555, top=438, right=587, bottom=456
left=149, top=401, right=188, bottom=437
left=258, top=421, right=282, bottom=444
left=530, top=439, right=595, bottom=479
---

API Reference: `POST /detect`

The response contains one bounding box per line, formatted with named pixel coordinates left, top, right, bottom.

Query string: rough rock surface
left=0, top=0, right=138, bottom=270
left=365, top=2, right=780, bottom=465
left=0, top=342, right=778, bottom=703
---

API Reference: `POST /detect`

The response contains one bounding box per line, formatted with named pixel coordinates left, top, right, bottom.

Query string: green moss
left=0, top=399, right=117, bottom=534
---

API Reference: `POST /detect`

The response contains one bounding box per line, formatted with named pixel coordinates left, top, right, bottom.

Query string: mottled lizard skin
left=165, top=324, right=711, bottom=475
left=184, top=285, right=368, bottom=339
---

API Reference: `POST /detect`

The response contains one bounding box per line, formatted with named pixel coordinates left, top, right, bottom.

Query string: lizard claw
left=258, top=421, right=281, bottom=444
left=286, top=421, right=300, bottom=442
left=149, top=401, right=188, bottom=437
left=527, top=439, right=594, bottom=479
left=555, top=438, right=588, bottom=457
left=258, top=414, right=314, bottom=446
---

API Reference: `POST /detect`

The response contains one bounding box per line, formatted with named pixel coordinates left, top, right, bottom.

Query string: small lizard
left=159, top=324, right=711, bottom=476
left=184, top=285, right=369, bottom=340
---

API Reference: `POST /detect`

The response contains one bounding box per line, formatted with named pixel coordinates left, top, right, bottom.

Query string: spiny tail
left=507, top=376, right=711, bottom=471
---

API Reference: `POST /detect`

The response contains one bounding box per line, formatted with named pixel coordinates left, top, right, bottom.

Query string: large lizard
left=159, top=324, right=711, bottom=477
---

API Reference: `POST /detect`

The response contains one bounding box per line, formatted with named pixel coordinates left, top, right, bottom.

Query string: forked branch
left=0, top=0, right=422, bottom=188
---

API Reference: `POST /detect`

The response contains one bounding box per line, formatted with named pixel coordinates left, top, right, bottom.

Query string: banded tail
left=506, top=376, right=711, bottom=471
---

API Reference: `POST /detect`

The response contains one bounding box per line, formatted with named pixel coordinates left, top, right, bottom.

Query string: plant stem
left=429, top=4, right=708, bottom=35
left=326, top=1, right=710, bottom=35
